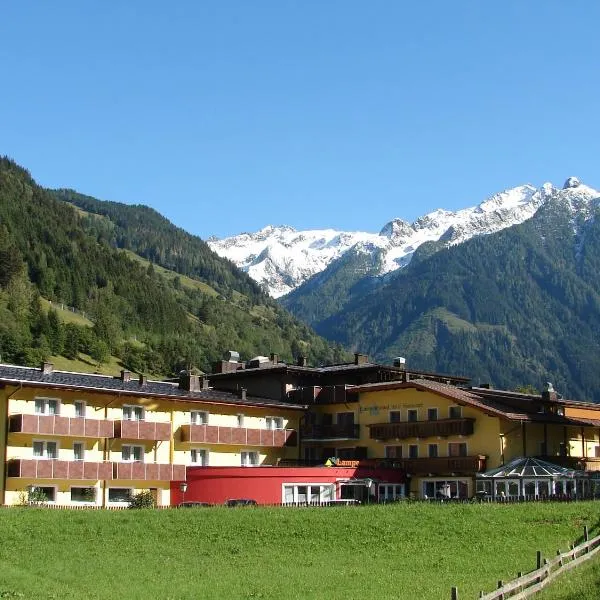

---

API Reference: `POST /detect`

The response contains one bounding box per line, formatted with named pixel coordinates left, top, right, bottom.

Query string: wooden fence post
left=537, top=550, right=542, bottom=569
left=450, top=586, right=458, bottom=600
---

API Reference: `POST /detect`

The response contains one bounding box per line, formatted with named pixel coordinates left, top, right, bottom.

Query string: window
left=108, top=488, right=133, bottom=504
left=191, top=411, right=208, bottom=425
left=336, top=412, right=355, bottom=425
left=266, top=416, right=284, bottom=430
left=385, top=446, right=402, bottom=459
left=190, top=448, right=209, bottom=466
left=122, top=405, right=144, bottom=421
left=449, top=406, right=462, bottom=419
left=408, top=444, right=419, bottom=458
left=448, top=442, right=467, bottom=457
left=33, top=440, right=58, bottom=459
left=74, top=400, right=86, bottom=418
left=378, top=484, right=404, bottom=502
left=427, top=408, right=438, bottom=421
left=122, top=445, right=144, bottom=462
left=389, top=411, right=401, bottom=423
left=241, top=451, right=259, bottom=466
left=428, top=444, right=438, bottom=458
left=71, top=487, right=96, bottom=503
left=283, top=484, right=334, bottom=504
left=29, top=486, right=56, bottom=502
left=407, top=409, right=418, bottom=422
left=34, top=398, right=59, bottom=415
left=237, top=414, right=245, bottom=428
left=73, top=442, right=85, bottom=461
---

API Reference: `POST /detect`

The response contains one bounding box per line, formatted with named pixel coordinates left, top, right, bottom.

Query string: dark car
left=224, top=498, right=258, bottom=507
left=178, top=501, right=213, bottom=508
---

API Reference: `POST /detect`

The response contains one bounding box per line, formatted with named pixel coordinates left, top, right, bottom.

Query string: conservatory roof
left=476, top=457, right=584, bottom=479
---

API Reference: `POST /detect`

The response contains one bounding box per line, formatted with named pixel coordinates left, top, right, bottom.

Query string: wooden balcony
left=7, top=459, right=112, bottom=480
left=368, top=418, right=475, bottom=441
left=300, top=424, right=360, bottom=440
left=180, top=424, right=297, bottom=447
left=395, top=455, right=487, bottom=475
left=6, top=459, right=186, bottom=481
left=114, top=420, right=171, bottom=441
left=8, top=414, right=114, bottom=438
left=112, top=462, right=186, bottom=480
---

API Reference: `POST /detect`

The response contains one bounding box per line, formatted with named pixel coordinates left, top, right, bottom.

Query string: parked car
left=178, top=501, right=213, bottom=508
left=224, top=498, right=258, bottom=507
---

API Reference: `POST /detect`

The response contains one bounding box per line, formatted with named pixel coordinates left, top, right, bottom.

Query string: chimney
left=179, top=372, right=201, bottom=392
left=297, top=356, right=308, bottom=367
left=201, top=376, right=210, bottom=390
left=138, top=374, right=147, bottom=386
left=393, top=357, right=406, bottom=370
left=239, top=387, right=247, bottom=401
left=41, top=362, right=54, bottom=375
left=270, top=353, right=279, bottom=365
left=542, top=382, right=558, bottom=402
left=354, top=353, right=368, bottom=365
left=120, top=370, right=131, bottom=383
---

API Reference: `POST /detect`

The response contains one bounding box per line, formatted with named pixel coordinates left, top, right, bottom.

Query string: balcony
left=114, top=420, right=171, bottom=441
left=8, top=414, right=114, bottom=438
left=7, top=459, right=112, bottom=480
left=300, top=423, right=360, bottom=441
left=112, top=462, right=186, bottom=480
left=6, top=459, right=186, bottom=481
left=369, top=418, right=475, bottom=441
left=180, top=424, right=297, bottom=447
left=395, top=455, right=487, bottom=475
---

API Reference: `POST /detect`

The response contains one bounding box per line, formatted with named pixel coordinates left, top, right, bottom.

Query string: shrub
left=128, top=490, right=156, bottom=509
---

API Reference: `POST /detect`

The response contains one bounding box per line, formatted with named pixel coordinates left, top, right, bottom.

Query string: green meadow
left=0, top=502, right=598, bottom=600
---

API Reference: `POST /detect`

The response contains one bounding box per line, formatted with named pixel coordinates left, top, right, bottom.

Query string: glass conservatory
left=475, top=457, right=587, bottom=499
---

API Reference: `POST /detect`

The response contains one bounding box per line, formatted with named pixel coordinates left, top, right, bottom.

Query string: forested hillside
left=0, top=157, right=346, bottom=375
left=285, top=191, right=600, bottom=402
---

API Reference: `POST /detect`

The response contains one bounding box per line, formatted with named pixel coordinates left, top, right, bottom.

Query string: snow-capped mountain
left=208, top=178, right=600, bottom=298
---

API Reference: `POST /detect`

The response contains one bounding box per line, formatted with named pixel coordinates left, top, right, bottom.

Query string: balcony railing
left=180, top=424, right=297, bottom=447
left=7, top=459, right=186, bottom=481
left=368, top=418, right=475, bottom=441
left=7, top=459, right=113, bottom=480
left=8, top=414, right=114, bottom=438
left=114, top=420, right=171, bottom=441
left=300, top=423, right=360, bottom=440
left=394, top=455, right=487, bottom=475
left=112, top=462, right=186, bottom=480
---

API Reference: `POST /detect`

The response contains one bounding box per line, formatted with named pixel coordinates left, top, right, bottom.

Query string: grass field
left=537, top=553, right=600, bottom=600
left=0, top=503, right=599, bottom=600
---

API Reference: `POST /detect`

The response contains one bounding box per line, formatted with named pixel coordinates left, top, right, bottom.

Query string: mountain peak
left=563, top=177, right=581, bottom=189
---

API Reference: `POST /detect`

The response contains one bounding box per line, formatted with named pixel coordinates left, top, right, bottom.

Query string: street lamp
left=179, top=481, right=188, bottom=504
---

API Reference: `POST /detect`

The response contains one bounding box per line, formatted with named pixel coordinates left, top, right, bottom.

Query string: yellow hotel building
left=0, top=363, right=303, bottom=506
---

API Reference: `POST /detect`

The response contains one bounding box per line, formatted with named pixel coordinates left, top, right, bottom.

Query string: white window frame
left=34, top=397, right=60, bottom=416
left=122, top=405, right=144, bottom=421
left=237, top=414, right=245, bottom=428
left=29, top=484, right=57, bottom=503
left=241, top=450, right=259, bottom=466
left=190, top=410, right=209, bottom=425
left=378, top=484, right=405, bottom=502
left=107, top=487, right=134, bottom=505
left=74, top=400, right=86, bottom=418
left=190, top=448, right=209, bottom=466
left=282, top=483, right=335, bottom=504
left=449, top=405, right=462, bottom=419
left=389, top=410, right=402, bottom=423
left=265, top=416, right=284, bottom=430
left=32, top=439, right=59, bottom=459
left=70, top=485, right=97, bottom=505
left=421, top=478, right=470, bottom=500
left=73, top=441, right=85, bottom=461
left=121, top=444, right=144, bottom=463
left=448, top=441, right=468, bottom=457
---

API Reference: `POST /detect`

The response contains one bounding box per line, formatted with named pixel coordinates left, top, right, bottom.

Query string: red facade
left=171, top=466, right=406, bottom=505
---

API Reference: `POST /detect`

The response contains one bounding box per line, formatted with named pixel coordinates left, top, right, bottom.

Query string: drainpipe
left=2, top=384, right=23, bottom=506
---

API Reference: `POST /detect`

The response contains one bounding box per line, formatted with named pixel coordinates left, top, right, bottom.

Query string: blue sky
left=1, top=1, right=599, bottom=238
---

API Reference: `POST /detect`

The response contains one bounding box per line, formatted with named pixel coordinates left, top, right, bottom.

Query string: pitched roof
left=0, top=364, right=305, bottom=410
left=477, top=456, right=584, bottom=478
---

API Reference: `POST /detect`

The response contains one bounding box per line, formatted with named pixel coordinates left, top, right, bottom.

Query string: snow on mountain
left=208, top=179, right=600, bottom=298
